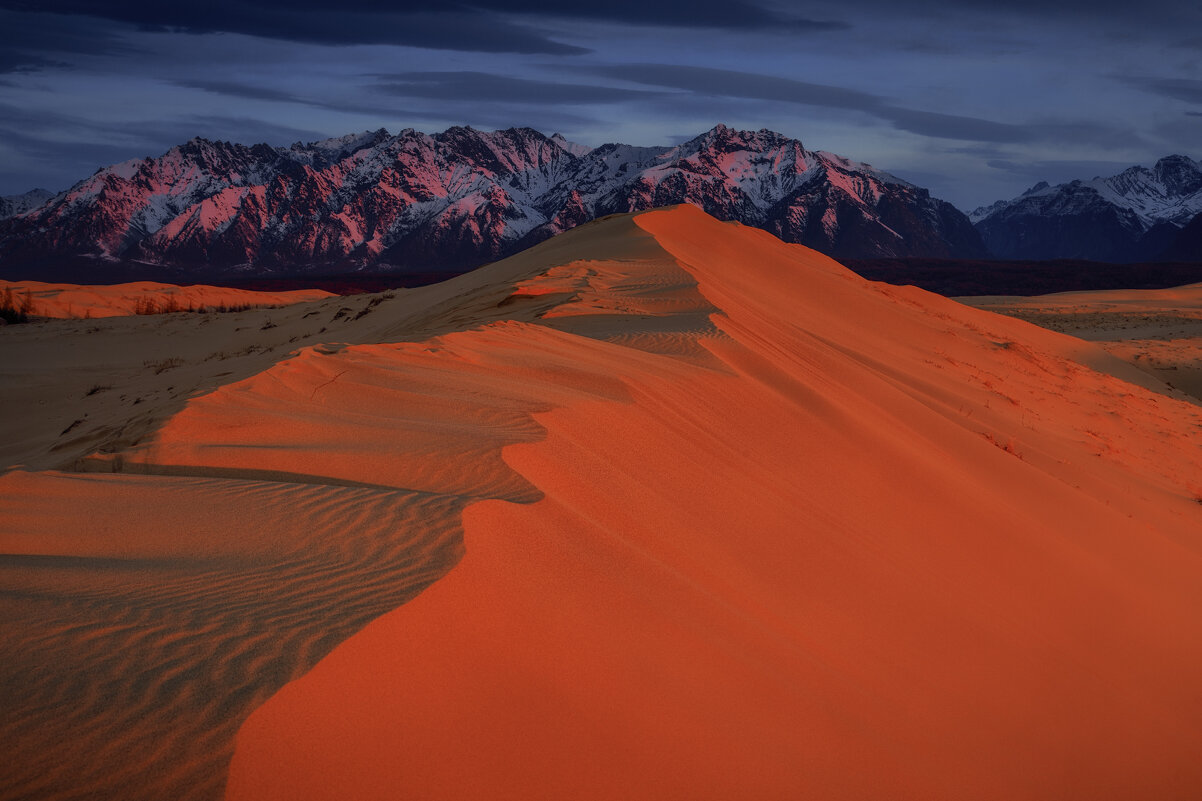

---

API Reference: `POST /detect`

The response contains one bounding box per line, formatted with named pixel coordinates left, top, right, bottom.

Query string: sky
left=0, top=0, right=1199, bottom=211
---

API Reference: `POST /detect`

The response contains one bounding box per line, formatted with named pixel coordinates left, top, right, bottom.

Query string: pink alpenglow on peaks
left=0, top=126, right=987, bottom=281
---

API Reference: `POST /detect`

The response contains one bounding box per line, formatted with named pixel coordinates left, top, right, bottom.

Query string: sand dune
left=2, top=207, right=1202, bottom=800
left=964, top=284, right=1202, bottom=403
left=0, top=213, right=691, bottom=799
left=1, top=279, right=334, bottom=319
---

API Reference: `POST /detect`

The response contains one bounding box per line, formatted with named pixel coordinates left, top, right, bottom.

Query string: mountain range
left=0, top=125, right=985, bottom=280
left=1, top=127, right=1198, bottom=281
left=971, top=155, right=1202, bottom=262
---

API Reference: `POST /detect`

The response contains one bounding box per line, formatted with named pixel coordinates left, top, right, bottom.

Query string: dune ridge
left=0, top=213, right=714, bottom=800
left=225, top=206, right=1202, bottom=800
left=2, top=206, right=1201, bottom=800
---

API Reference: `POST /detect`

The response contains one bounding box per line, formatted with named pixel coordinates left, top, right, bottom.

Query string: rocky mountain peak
left=0, top=125, right=986, bottom=279
left=1153, top=154, right=1202, bottom=196
left=973, top=155, right=1202, bottom=261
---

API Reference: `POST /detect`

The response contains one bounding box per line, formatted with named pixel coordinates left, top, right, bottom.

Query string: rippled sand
left=3, top=207, right=1202, bottom=801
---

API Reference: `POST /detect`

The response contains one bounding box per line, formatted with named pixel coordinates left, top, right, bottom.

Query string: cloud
left=576, top=64, right=1044, bottom=144
left=169, top=79, right=407, bottom=118
left=0, top=3, right=587, bottom=55
left=370, top=72, right=662, bottom=105
left=172, top=79, right=311, bottom=105
left=1121, top=77, right=1202, bottom=105
left=464, top=0, right=849, bottom=31
left=808, top=0, right=1199, bottom=29
left=0, top=9, right=136, bottom=73
left=0, top=52, right=64, bottom=74
left=582, top=64, right=882, bottom=110
left=984, top=157, right=1141, bottom=185
left=0, top=101, right=331, bottom=193
left=878, top=107, right=1030, bottom=143
left=2, top=0, right=848, bottom=38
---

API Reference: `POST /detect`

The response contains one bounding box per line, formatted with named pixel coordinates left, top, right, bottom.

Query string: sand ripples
left=0, top=478, right=466, bottom=801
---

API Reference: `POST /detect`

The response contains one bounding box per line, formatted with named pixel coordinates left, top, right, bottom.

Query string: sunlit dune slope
left=0, top=211, right=705, bottom=801
left=0, top=279, right=334, bottom=318
left=223, top=206, right=1202, bottom=800
left=2, top=206, right=1201, bottom=801
left=963, top=284, right=1202, bottom=404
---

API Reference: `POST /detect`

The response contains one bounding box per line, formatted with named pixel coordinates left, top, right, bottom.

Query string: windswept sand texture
left=3, top=207, right=1202, bottom=800
left=1, top=279, right=334, bottom=319
left=964, top=284, right=1202, bottom=404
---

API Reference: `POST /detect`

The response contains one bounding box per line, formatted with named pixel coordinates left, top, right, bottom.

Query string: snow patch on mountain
left=0, top=124, right=987, bottom=276
left=972, top=155, right=1202, bottom=260
left=0, top=188, right=55, bottom=219
left=549, top=133, right=592, bottom=157
left=975, top=157, right=1202, bottom=229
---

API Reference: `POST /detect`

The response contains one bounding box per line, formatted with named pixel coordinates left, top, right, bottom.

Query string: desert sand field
left=963, top=285, right=1202, bottom=404
left=2, top=206, right=1201, bottom=800
left=1, top=279, right=334, bottom=319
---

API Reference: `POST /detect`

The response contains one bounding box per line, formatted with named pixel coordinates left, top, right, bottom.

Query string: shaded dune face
left=2, top=206, right=1202, bottom=801
left=0, top=475, right=465, bottom=801
left=0, top=215, right=719, bottom=801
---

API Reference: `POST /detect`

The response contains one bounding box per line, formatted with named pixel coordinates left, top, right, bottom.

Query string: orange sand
left=0, top=279, right=333, bottom=318
left=224, top=208, right=1202, bottom=799
left=3, top=207, right=1202, bottom=801
left=963, top=284, right=1202, bottom=404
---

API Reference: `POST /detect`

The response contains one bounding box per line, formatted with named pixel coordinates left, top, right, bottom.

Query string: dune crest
left=0, top=212, right=710, bottom=800
left=4, top=206, right=1201, bottom=799
left=217, top=206, right=1202, bottom=800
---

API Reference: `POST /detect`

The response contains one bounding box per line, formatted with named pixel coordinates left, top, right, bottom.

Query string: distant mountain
left=971, top=155, right=1202, bottom=262
left=0, top=125, right=985, bottom=280
left=0, top=188, right=54, bottom=219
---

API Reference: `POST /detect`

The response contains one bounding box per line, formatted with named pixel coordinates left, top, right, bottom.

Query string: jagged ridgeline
left=0, top=125, right=986, bottom=280
left=970, top=155, right=1202, bottom=262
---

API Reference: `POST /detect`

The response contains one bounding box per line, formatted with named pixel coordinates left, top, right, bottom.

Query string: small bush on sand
left=1, top=287, right=34, bottom=324
left=144, top=357, right=184, bottom=375
left=134, top=295, right=186, bottom=315
left=133, top=296, right=271, bottom=316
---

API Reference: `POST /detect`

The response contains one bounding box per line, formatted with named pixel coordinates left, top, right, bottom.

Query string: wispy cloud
left=474, top=0, right=849, bottom=31
left=370, top=72, right=662, bottom=105
left=1120, top=76, right=1202, bottom=105
left=0, top=3, right=588, bottom=55
left=0, top=9, right=137, bottom=73
left=580, top=64, right=881, bottom=111
left=575, top=64, right=1039, bottom=143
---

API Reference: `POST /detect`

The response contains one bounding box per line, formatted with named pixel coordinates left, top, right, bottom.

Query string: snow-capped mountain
left=971, top=155, right=1202, bottom=261
left=0, top=188, right=55, bottom=219
left=0, top=125, right=985, bottom=279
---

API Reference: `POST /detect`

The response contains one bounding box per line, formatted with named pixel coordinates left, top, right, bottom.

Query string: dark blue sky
left=0, top=0, right=1199, bottom=210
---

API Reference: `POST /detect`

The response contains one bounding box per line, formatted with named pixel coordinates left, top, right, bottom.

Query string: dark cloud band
left=371, top=71, right=662, bottom=105
left=576, top=63, right=1034, bottom=143
left=0, top=3, right=587, bottom=55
